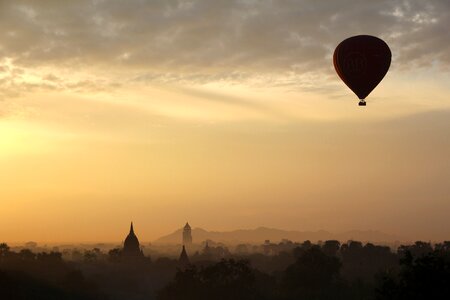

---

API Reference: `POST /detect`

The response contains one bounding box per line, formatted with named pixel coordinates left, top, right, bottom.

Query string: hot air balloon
left=333, top=35, right=391, bottom=106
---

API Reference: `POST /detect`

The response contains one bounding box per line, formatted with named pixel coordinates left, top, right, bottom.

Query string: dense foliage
left=1, top=241, right=449, bottom=300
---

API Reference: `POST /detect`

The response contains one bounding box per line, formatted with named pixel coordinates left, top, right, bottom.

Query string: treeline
left=1, top=241, right=449, bottom=300
left=158, top=240, right=450, bottom=300
left=0, top=243, right=104, bottom=299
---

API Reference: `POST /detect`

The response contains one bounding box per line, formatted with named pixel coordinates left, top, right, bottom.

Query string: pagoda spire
left=130, top=222, right=134, bottom=234
left=179, top=245, right=190, bottom=268
left=123, top=222, right=143, bottom=259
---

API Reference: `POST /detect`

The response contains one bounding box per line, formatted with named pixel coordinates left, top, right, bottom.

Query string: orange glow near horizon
left=1, top=1, right=449, bottom=244
left=1, top=78, right=449, bottom=243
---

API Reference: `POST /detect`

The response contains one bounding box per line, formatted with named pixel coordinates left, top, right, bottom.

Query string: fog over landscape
left=2, top=222, right=449, bottom=299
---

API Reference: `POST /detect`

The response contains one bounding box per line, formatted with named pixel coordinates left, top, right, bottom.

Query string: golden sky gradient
left=1, top=0, right=449, bottom=243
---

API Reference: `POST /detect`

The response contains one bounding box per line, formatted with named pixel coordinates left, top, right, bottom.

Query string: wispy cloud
left=0, top=0, right=448, bottom=88
left=164, top=85, right=293, bottom=119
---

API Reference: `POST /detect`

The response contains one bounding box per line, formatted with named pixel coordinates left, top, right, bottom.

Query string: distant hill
left=154, top=227, right=403, bottom=245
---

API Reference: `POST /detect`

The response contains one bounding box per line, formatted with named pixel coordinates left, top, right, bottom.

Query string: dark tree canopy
left=376, top=250, right=450, bottom=300
left=158, top=259, right=263, bottom=300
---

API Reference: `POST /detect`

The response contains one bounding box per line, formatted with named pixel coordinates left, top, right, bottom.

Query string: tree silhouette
left=283, top=247, right=341, bottom=293
left=19, top=249, right=36, bottom=261
left=322, top=240, right=341, bottom=256
left=398, top=241, right=433, bottom=259
left=107, top=248, right=121, bottom=262
left=0, top=243, right=10, bottom=262
left=157, top=259, right=262, bottom=300
left=376, top=249, right=450, bottom=300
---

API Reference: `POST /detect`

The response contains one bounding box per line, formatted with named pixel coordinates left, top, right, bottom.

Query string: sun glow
left=0, top=121, right=38, bottom=158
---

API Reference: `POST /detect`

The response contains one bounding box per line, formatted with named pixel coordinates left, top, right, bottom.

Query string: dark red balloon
left=333, top=35, right=391, bottom=105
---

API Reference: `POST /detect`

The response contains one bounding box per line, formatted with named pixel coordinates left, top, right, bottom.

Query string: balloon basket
left=358, top=100, right=366, bottom=106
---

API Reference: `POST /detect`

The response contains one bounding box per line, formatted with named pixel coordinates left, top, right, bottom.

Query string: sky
left=0, top=0, right=449, bottom=243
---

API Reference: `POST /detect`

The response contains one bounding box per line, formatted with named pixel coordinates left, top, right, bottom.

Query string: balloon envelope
left=333, top=35, right=391, bottom=101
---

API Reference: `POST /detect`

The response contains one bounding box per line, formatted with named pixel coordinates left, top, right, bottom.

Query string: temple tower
left=122, top=222, right=144, bottom=258
left=182, top=222, right=192, bottom=247
left=179, top=245, right=190, bottom=269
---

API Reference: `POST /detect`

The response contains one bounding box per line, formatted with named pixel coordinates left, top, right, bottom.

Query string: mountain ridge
left=154, top=227, right=404, bottom=244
